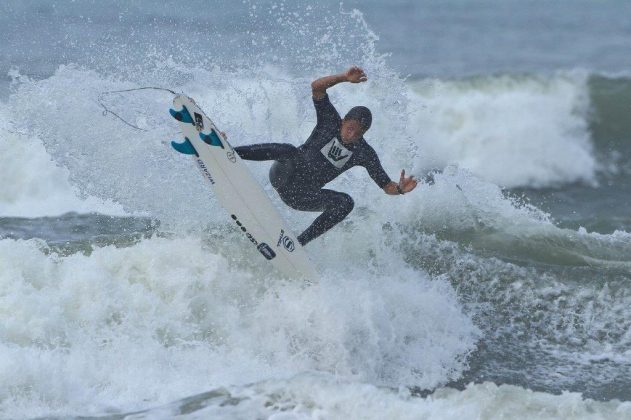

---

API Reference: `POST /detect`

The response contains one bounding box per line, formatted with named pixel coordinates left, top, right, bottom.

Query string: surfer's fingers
left=349, top=66, right=366, bottom=77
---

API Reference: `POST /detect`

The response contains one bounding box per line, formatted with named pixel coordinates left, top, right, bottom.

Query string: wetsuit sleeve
left=313, top=94, right=341, bottom=129
left=234, top=143, right=298, bottom=161
left=362, top=145, right=392, bottom=188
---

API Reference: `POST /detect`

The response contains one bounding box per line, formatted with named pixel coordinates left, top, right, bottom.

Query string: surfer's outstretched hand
left=345, top=66, right=368, bottom=83
left=399, top=169, right=417, bottom=193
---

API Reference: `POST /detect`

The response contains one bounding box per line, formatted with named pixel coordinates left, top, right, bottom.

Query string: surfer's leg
left=234, top=143, right=298, bottom=161
left=281, top=189, right=355, bottom=246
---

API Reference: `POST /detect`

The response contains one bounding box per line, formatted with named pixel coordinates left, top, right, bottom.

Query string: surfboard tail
left=199, top=130, right=224, bottom=149
left=169, top=105, right=194, bottom=124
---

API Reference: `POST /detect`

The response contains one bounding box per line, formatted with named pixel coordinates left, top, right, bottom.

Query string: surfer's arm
left=311, top=66, right=368, bottom=99
left=383, top=170, right=418, bottom=195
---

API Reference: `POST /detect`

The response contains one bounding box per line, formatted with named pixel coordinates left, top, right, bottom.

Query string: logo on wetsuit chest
left=321, top=138, right=353, bottom=168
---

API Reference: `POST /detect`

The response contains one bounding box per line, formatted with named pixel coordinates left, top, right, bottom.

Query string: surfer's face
left=341, top=118, right=366, bottom=143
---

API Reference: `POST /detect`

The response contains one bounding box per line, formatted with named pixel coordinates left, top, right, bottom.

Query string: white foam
left=0, top=236, right=477, bottom=417
left=5, top=66, right=251, bottom=225
left=0, top=101, right=127, bottom=217
left=140, top=373, right=631, bottom=419
left=408, top=73, right=597, bottom=188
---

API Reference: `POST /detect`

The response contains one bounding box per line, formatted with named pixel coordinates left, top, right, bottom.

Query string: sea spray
left=409, top=73, right=596, bottom=188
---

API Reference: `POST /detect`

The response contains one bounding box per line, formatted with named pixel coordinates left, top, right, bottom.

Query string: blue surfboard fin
left=199, top=130, right=224, bottom=149
left=169, top=106, right=194, bottom=124
left=171, top=137, right=198, bottom=156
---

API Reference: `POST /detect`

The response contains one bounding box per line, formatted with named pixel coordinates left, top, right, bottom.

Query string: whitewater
left=2, top=1, right=631, bottom=418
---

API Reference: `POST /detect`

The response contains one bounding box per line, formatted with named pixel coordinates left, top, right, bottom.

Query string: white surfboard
left=170, top=94, right=318, bottom=281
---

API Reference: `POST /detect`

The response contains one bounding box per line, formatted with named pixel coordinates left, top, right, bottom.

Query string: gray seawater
left=2, top=1, right=631, bottom=418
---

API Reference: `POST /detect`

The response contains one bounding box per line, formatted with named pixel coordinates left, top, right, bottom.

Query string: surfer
left=234, top=66, right=417, bottom=246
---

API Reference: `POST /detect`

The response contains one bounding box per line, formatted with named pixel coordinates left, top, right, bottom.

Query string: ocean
left=1, top=0, right=631, bottom=418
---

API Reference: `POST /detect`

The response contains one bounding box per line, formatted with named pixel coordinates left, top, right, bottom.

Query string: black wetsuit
left=234, top=94, right=391, bottom=245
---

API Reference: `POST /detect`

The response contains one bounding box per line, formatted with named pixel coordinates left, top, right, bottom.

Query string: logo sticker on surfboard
left=230, top=214, right=277, bottom=260
left=194, top=112, right=204, bottom=131
left=277, top=229, right=295, bottom=252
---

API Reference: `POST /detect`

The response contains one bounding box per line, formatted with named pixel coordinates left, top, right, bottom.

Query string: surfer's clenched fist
left=344, top=66, right=368, bottom=83
left=311, top=65, right=367, bottom=100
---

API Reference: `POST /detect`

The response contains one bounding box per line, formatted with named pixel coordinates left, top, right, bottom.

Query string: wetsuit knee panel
left=332, top=192, right=354, bottom=215
left=341, top=194, right=355, bottom=213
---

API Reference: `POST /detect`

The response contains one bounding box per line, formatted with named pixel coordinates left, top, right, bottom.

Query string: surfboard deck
left=170, top=95, right=318, bottom=281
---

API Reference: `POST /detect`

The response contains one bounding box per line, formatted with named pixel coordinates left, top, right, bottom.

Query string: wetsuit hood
left=344, top=106, right=372, bottom=130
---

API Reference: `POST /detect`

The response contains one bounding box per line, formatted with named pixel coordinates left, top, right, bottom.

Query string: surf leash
left=97, top=86, right=179, bottom=131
